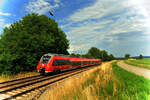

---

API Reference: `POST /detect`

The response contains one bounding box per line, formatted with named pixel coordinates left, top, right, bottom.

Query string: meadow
left=124, top=58, right=150, bottom=69
left=39, top=61, right=150, bottom=100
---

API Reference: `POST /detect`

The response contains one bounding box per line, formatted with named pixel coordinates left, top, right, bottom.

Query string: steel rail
left=3, top=66, right=92, bottom=100
left=0, top=75, right=44, bottom=89
left=0, top=66, right=94, bottom=94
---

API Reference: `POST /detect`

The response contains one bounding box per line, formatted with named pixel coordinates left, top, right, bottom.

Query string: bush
left=125, top=54, right=130, bottom=59
left=138, top=54, right=143, bottom=59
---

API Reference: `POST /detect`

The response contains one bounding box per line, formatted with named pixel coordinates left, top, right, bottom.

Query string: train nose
left=41, top=63, right=45, bottom=67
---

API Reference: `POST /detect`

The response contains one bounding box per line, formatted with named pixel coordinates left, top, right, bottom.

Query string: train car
left=37, top=53, right=101, bottom=75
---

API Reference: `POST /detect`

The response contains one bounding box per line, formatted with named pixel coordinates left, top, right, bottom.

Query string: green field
left=124, top=58, right=150, bottom=69
left=130, top=58, right=150, bottom=65
left=112, top=62, right=150, bottom=100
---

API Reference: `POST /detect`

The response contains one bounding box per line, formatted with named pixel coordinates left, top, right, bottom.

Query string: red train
left=37, top=53, right=102, bottom=75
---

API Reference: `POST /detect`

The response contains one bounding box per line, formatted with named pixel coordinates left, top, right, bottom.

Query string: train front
left=37, top=54, right=53, bottom=75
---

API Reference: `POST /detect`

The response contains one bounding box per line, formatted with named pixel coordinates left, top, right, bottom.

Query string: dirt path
left=117, top=61, right=150, bottom=80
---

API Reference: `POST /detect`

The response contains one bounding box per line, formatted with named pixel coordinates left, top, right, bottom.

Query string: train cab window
left=41, top=56, right=51, bottom=63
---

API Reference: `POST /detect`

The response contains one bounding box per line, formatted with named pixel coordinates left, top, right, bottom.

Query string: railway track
left=0, top=65, right=98, bottom=100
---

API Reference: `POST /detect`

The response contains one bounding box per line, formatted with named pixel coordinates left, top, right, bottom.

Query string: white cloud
left=0, top=19, right=11, bottom=28
left=61, top=0, right=150, bottom=56
left=4, top=24, right=11, bottom=28
left=66, top=0, right=127, bottom=23
left=0, top=19, right=5, bottom=27
left=129, top=0, right=150, bottom=16
left=0, top=12, right=11, bottom=16
left=54, top=0, right=60, bottom=3
left=26, top=0, right=61, bottom=14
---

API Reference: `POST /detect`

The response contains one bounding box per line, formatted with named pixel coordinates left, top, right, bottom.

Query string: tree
left=87, top=47, right=101, bottom=58
left=70, top=53, right=81, bottom=57
left=84, top=47, right=115, bottom=61
left=125, top=54, right=130, bottom=59
left=109, top=54, right=115, bottom=60
left=100, top=50, right=109, bottom=61
left=0, top=13, right=69, bottom=74
left=138, top=54, right=143, bottom=59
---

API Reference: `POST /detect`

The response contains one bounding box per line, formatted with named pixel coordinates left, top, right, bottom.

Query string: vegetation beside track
left=0, top=72, right=39, bottom=82
left=124, top=59, right=150, bottom=69
left=112, top=62, right=150, bottom=100
left=39, top=61, right=150, bottom=100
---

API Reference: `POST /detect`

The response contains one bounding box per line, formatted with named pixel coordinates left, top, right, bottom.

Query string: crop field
left=124, top=58, right=150, bottom=69
left=39, top=61, right=150, bottom=100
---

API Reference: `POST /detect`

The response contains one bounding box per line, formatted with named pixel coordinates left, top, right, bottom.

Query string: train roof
left=43, top=53, right=101, bottom=61
left=43, top=53, right=70, bottom=57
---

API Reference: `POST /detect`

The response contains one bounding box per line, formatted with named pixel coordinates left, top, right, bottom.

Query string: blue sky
left=0, top=0, right=150, bottom=57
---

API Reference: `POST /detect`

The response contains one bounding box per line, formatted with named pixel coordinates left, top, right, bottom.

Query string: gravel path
left=117, top=61, right=150, bottom=80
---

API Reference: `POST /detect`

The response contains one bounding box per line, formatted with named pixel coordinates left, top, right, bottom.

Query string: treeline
left=125, top=54, right=143, bottom=59
left=115, top=54, right=144, bottom=60
left=0, top=13, right=69, bottom=75
left=70, top=47, right=115, bottom=61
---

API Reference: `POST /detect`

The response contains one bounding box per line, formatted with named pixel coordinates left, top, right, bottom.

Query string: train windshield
left=41, top=55, right=51, bottom=63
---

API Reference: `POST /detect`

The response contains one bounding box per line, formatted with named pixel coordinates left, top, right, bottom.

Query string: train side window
left=74, top=62, right=77, bottom=66
left=55, top=60, right=61, bottom=66
left=64, top=60, right=68, bottom=65
left=86, top=61, right=88, bottom=64
left=72, top=61, right=79, bottom=66
left=72, top=62, right=74, bottom=66
left=77, top=61, right=80, bottom=65
left=52, top=60, right=57, bottom=66
left=57, top=60, right=62, bottom=65
left=54, top=59, right=70, bottom=66
left=79, top=61, right=81, bottom=65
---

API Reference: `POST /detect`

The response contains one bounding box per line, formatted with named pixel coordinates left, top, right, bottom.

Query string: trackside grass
left=0, top=72, right=39, bottom=82
left=124, top=59, right=150, bottom=69
left=39, top=61, right=150, bottom=100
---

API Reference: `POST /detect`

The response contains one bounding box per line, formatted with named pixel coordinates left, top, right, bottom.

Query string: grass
left=130, top=58, right=150, bottom=65
left=124, top=59, right=150, bottom=69
left=0, top=71, right=39, bottom=82
left=112, top=62, right=150, bottom=100
left=39, top=61, right=150, bottom=100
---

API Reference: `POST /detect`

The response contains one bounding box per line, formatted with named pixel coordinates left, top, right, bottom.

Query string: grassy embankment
left=124, top=58, right=150, bottom=69
left=39, top=61, right=150, bottom=100
left=0, top=72, right=39, bottom=82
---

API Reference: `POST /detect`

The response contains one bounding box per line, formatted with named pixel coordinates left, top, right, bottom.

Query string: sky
left=0, top=0, right=150, bottom=57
